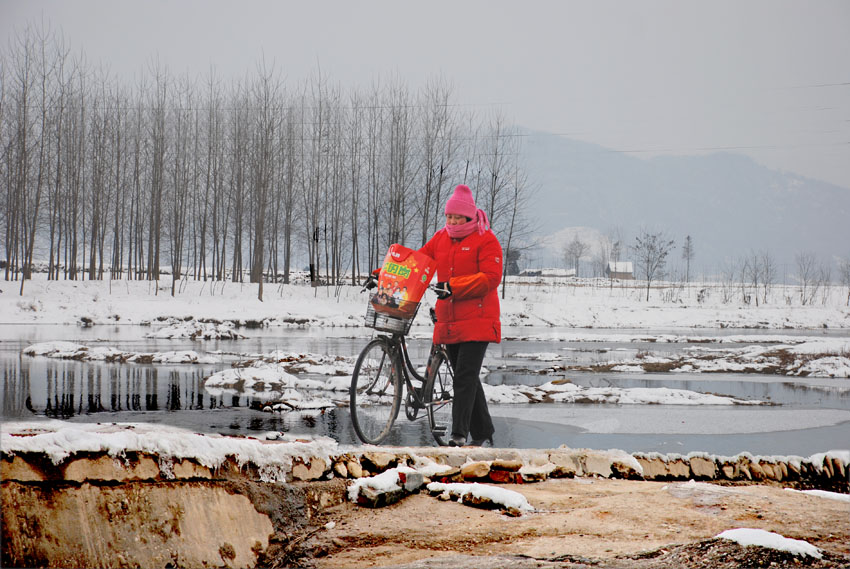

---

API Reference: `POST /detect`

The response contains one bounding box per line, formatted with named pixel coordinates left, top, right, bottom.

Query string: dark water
left=1, top=324, right=848, bottom=456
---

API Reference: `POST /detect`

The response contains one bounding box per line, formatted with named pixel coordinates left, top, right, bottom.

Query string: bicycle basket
left=365, top=295, right=420, bottom=335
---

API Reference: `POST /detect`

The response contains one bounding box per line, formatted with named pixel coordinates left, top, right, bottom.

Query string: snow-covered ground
left=2, top=273, right=849, bottom=330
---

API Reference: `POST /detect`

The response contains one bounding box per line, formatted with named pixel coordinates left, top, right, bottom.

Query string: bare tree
left=417, top=77, right=457, bottom=246
left=246, top=62, right=281, bottom=300
left=681, top=235, right=694, bottom=284
left=563, top=235, right=589, bottom=277
left=839, top=257, right=850, bottom=307
left=145, top=62, right=169, bottom=284
left=759, top=250, right=776, bottom=305
left=167, top=74, right=194, bottom=295
left=817, top=263, right=831, bottom=306
left=795, top=251, right=818, bottom=305
left=499, top=165, right=533, bottom=299
left=631, top=229, right=675, bottom=301
left=742, top=250, right=763, bottom=306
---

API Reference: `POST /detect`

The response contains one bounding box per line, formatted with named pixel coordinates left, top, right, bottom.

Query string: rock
left=439, top=453, right=468, bottom=468
left=1, top=456, right=45, bottom=482
left=720, top=463, right=735, bottom=480
left=831, top=456, right=845, bottom=480
left=431, top=467, right=464, bottom=483
left=398, top=470, right=425, bottom=493
left=549, top=464, right=576, bottom=478
left=748, top=460, right=766, bottom=480
left=821, top=457, right=834, bottom=479
left=491, top=459, right=522, bottom=472
left=291, top=458, right=327, bottom=481
left=636, top=457, right=669, bottom=480
left=786, top=461, right=801, bottom=479
left=667, top=459, right=690, bottom=480
left=333, top=461, right=348, bottom=479
left=171, top=458, right=212, bottom=480
left=689, top=457, right=717, bottom=480
left=526, top=453, right=550, bottom=467
left=346, top=459, right=364, bottom=478
left=361, top=452, right=396, bottom=472
left=489, top=470, right=523, bottom=484
left=548, top=451, right=583, bottom=477
left=355, top=484, right=405, bottom=508
left=583, top=454, right=613, bottom=478
left=735, top=460, right=753, bottom=481
left=520, top=463, right=553, bottom=482
left=351, top=468, right=424, bottom=508
left=611, top=460, right=642, bottom=480
left=461, top=492, right=501, bottom=510
left=461, top=461, right=491, bottom=480
left=64, top=455, right=161, bottom=482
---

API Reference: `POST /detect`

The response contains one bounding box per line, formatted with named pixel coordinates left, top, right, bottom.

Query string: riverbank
left=2, top=421, right=848, bottom=568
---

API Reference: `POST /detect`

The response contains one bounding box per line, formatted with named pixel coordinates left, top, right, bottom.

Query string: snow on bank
left=2, top=420, right=846, bottom=484
left=144, top=319, right=246, bottom=339
left=598, top=339, right=850, bottom=378
left=0, top=420, right=337, bottom=482
left=199, top=360, right=765, bottom=409
left=22, top=341, right=216, bottom=364
left=346, top=466, right=418, bottom=502
left=427, top=481, right=535, bottom=513
left=783, top=488, right=850, bottom=503
left=716, top=528, right=822, bottom=559
left=3, top=274, right=849, bottom=330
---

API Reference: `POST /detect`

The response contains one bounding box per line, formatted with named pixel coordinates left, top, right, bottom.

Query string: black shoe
left=448, top=434, right=466, bottom=447
left=469, top=436, right=493, bottom=447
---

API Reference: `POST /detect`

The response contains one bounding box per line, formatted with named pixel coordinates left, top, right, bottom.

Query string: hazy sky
left=3, top=0, right=849, bottom=189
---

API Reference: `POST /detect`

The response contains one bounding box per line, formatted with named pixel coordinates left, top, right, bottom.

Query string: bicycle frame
left=379, top=330, right=442, bottom=410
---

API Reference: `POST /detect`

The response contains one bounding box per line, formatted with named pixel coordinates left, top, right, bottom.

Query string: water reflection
left=2, top=326, right=848, bottom=454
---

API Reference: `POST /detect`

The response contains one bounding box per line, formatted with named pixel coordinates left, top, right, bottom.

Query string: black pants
left=446, top=341, right=494, bottom=442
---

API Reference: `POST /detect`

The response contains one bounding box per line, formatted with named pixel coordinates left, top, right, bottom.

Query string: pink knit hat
left=444, top=184, right=477, bottom=219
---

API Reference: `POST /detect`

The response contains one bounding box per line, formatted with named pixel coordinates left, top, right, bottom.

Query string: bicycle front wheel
left=425, top=349, right=454, bottom=446
left=350, top=338, right=402, bottom=445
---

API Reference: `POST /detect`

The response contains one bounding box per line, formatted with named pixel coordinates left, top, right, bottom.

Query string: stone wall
left=2, top=445, right=847, bottom=568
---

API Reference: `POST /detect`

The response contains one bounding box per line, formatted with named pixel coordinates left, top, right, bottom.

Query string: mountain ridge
left=519, top=130, right=849, bottom=271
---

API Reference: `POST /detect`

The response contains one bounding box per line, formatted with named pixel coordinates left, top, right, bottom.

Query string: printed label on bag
left=383, top=261, right=412, bottom=279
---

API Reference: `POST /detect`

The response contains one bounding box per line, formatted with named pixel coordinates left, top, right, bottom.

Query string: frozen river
left=1, top=324, right=848, bottom=456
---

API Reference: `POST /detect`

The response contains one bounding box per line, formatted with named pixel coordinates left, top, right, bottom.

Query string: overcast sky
left=3, top=0, right=849, bottom=189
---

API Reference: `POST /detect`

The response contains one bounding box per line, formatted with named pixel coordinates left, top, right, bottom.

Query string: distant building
left=606, top=261, right=634, bottom=280
left=519, top=268, right=576, bottom=278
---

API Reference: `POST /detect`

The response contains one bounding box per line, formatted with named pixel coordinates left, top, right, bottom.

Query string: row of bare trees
left=1, top=24, right=532, bottom=297
left=556, top=227, right=849, bottom=306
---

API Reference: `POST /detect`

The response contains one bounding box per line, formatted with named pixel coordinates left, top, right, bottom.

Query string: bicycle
left=349, top=275, right=454, bottom=446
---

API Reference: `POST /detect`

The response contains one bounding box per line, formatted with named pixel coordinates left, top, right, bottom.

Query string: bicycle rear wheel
left=425, top=349, right=454, bottom=446
left=350, top=337, right=402, bottom=445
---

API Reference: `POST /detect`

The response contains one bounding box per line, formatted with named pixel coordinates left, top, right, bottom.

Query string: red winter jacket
left=419, top=228, right=503, bottom=345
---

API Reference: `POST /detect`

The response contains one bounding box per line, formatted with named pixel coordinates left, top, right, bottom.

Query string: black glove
left=363, top=275, right=378, bottom=290
left=434, top=281, right=452, bottom=299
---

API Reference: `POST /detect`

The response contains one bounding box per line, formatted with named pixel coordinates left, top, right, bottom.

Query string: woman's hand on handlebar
left=361, top=268, right=381, bottom=292
left=361, top=275, right=378, bottom=292
left=432, top=281, right=452, bottom=299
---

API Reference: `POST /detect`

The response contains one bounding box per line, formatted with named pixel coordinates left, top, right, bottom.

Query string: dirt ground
left=293, top=478, right=849, bottom=569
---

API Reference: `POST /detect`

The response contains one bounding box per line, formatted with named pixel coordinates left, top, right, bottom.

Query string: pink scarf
left=445, top=209, right=490, bottom=239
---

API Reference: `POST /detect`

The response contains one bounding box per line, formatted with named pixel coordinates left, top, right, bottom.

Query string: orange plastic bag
left=370, top=244, right=437, bottom=318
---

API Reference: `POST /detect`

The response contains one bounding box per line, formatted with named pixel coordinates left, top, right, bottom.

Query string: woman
left=419, top=184, right=502, bottom=447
